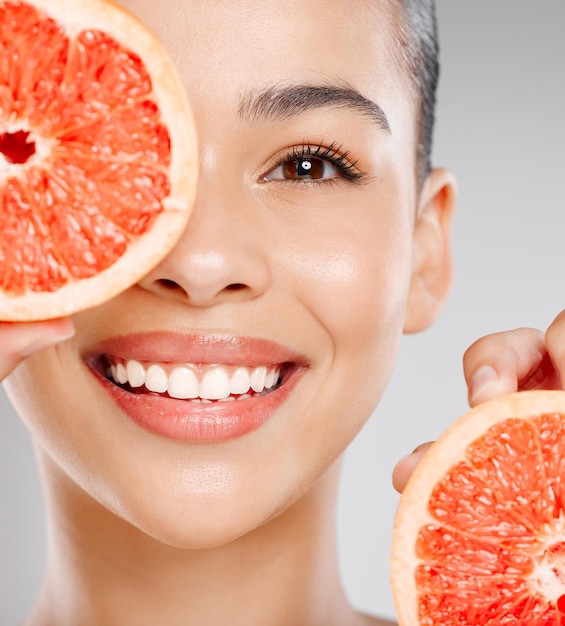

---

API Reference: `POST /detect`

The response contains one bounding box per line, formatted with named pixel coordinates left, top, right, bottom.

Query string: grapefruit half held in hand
left=0, top=0, right=197, bottom=321
left=392, top=390, right=565, bottom=625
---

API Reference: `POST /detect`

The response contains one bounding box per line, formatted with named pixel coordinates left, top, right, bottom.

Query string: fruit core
left=0, top=130, right=36, bottom=165
left=534, top=540, right=565, bottom=611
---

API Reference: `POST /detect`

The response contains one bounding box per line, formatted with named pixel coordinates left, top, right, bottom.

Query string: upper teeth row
left=107, top=359, right=281, bottom=401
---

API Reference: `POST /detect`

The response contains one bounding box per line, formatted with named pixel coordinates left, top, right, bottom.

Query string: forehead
left=116, top=0, right=399, bottom=41
left=116, top=0, right=404, bottom=88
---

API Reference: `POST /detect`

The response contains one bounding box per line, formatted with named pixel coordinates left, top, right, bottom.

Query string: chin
left=106, top=487, right=282, bottom=551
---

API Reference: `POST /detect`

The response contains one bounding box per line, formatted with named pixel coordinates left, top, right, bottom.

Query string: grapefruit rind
left=391, top=389, right=565, bottom=626
left=0, top=0, right=198, bottom=321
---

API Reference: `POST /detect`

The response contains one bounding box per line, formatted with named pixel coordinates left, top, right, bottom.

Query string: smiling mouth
left=102, top=356, right=286, bottom=403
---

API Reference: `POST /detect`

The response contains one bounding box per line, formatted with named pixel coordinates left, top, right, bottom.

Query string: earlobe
left=403, top=167, right=457, bottom=334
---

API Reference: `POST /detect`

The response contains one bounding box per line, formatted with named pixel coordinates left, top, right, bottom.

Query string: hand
left=392, top=312, right=565, bottom=493
left=0, top=317, right=75, bottom=381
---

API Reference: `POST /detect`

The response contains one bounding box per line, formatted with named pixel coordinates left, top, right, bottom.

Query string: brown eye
left=282, top=157, right=326, bottom=180
left=265, top=155, right=338, bottom=182
left=262, top=143, right=366, bottom=184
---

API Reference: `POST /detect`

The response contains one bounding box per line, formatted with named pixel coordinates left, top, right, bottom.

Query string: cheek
left=4, top=356, right=119, bottom=494
left=282, top=212, right=414, bottom=358
left=278, top=202, right=415, bottom=438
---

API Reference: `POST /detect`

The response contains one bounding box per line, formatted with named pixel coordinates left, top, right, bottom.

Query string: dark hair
left=396, top=0, right=439, bottom=183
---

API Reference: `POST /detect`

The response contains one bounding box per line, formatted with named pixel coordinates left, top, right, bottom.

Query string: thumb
left=0, top=318, right=75, bottom=381
left=392, top=442, right=434, bottom=493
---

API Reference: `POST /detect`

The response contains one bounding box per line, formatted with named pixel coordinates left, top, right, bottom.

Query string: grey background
left=1, top=1, right=564, bottom=623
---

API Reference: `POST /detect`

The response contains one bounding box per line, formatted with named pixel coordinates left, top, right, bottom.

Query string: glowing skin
left=3, top=2, right=455, bottom=625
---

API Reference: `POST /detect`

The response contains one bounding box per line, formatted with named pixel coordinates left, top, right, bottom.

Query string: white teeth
left=168, top=367, right=199, bottom=399
left=145, top=364, right=168, bottom=393
left=199, top=367, right=231, bottom=400
left=116, top=362, right=128, bottom=385
left=126, top=360, right=145, bottom=388
left=265, top=367, right=277, bottom=389
left=229, top=367, right=250, bottom=395
left=108, top=359, right=282, bottom=400
left=250, top=366, right=267, bottom=392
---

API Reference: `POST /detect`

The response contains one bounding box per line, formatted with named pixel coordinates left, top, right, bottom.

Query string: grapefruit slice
left=392, top=389, right=565, bottom=625
left=0, top=0, right=197, bottom=321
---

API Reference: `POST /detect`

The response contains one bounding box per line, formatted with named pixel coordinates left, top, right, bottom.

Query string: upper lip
left=85, top=331, right=307, bottom=367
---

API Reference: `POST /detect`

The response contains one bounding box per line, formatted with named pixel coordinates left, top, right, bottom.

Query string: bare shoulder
left=356, top=613, right=397, bottom=626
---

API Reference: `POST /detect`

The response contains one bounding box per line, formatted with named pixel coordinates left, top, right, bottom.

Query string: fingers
left=392, top=442, right=434, bottom=493
left=394, top=315, right=565, bottom=494
left=462, top=327, right=559, bottom=407
left=544, top=309, right=565, bottom=388
left=0, top=317, right=75, bottom=381
left=394, top=328, right=553, bottom=493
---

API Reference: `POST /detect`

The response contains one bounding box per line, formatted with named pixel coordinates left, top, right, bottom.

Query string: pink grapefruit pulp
left=392, top=390, right=565, bottom=625
left=0, top=0, right=197, bottom=320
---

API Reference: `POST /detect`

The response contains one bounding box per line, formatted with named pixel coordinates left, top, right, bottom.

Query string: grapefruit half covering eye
left=391, top=389, right=565, bottom=625
left=0, top=0, right=197, bottom=321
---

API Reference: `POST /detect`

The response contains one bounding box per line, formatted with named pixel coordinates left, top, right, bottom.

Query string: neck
left=28, top=452, right=357, bottom=626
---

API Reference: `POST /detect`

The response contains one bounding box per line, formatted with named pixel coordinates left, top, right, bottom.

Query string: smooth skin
left=0, top=1, right=559, bottom=625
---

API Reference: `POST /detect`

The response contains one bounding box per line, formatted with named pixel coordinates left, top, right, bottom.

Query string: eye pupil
left=291, top=157, right=323, bottom=179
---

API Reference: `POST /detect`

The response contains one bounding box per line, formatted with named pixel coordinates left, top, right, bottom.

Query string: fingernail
left=469, top=364, right=499, bottom=404
left=21, top=320, right=76, bottom=357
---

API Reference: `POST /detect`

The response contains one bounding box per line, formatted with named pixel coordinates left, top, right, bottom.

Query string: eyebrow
left=238, top=83, right=391, bottom=132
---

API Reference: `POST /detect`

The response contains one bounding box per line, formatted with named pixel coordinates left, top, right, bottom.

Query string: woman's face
left=5, top=0, right=439, bottom=547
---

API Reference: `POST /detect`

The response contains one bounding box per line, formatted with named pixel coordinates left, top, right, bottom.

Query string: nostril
left=156, top=279, right=183, bottom=291
left=145, top=278, right=252, bottom=304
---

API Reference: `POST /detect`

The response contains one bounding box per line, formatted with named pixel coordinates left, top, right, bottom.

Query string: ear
left=403, top=167, right=456, bottom=334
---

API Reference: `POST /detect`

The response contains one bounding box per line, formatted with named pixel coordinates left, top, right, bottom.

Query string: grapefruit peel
left=0, top=0, right=198, bottom=321
left=392, top=389, right=565, bottom=625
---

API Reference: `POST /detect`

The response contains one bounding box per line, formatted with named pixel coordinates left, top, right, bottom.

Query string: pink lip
left=86, top=332, right=306, bottom=442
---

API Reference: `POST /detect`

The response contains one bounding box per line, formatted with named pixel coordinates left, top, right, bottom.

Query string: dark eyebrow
left=238, top=83, right=391, bottom=132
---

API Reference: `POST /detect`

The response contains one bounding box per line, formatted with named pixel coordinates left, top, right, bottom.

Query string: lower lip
left=90, top=364, right=303, bottom=442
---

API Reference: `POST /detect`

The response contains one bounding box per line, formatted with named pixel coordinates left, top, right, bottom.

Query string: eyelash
left=272, top=141, right=367, bottom=184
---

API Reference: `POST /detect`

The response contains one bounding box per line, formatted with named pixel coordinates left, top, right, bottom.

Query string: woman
left=1, top=1, right=562, bottom=624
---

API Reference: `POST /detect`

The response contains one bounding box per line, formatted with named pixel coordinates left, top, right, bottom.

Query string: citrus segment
left=0, top=0, right=197, bottom=320
left=392, top=390, right=565, bottom=625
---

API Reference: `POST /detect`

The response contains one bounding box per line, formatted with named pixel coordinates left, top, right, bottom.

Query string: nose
left=138, top=173, right=271, bottom=307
